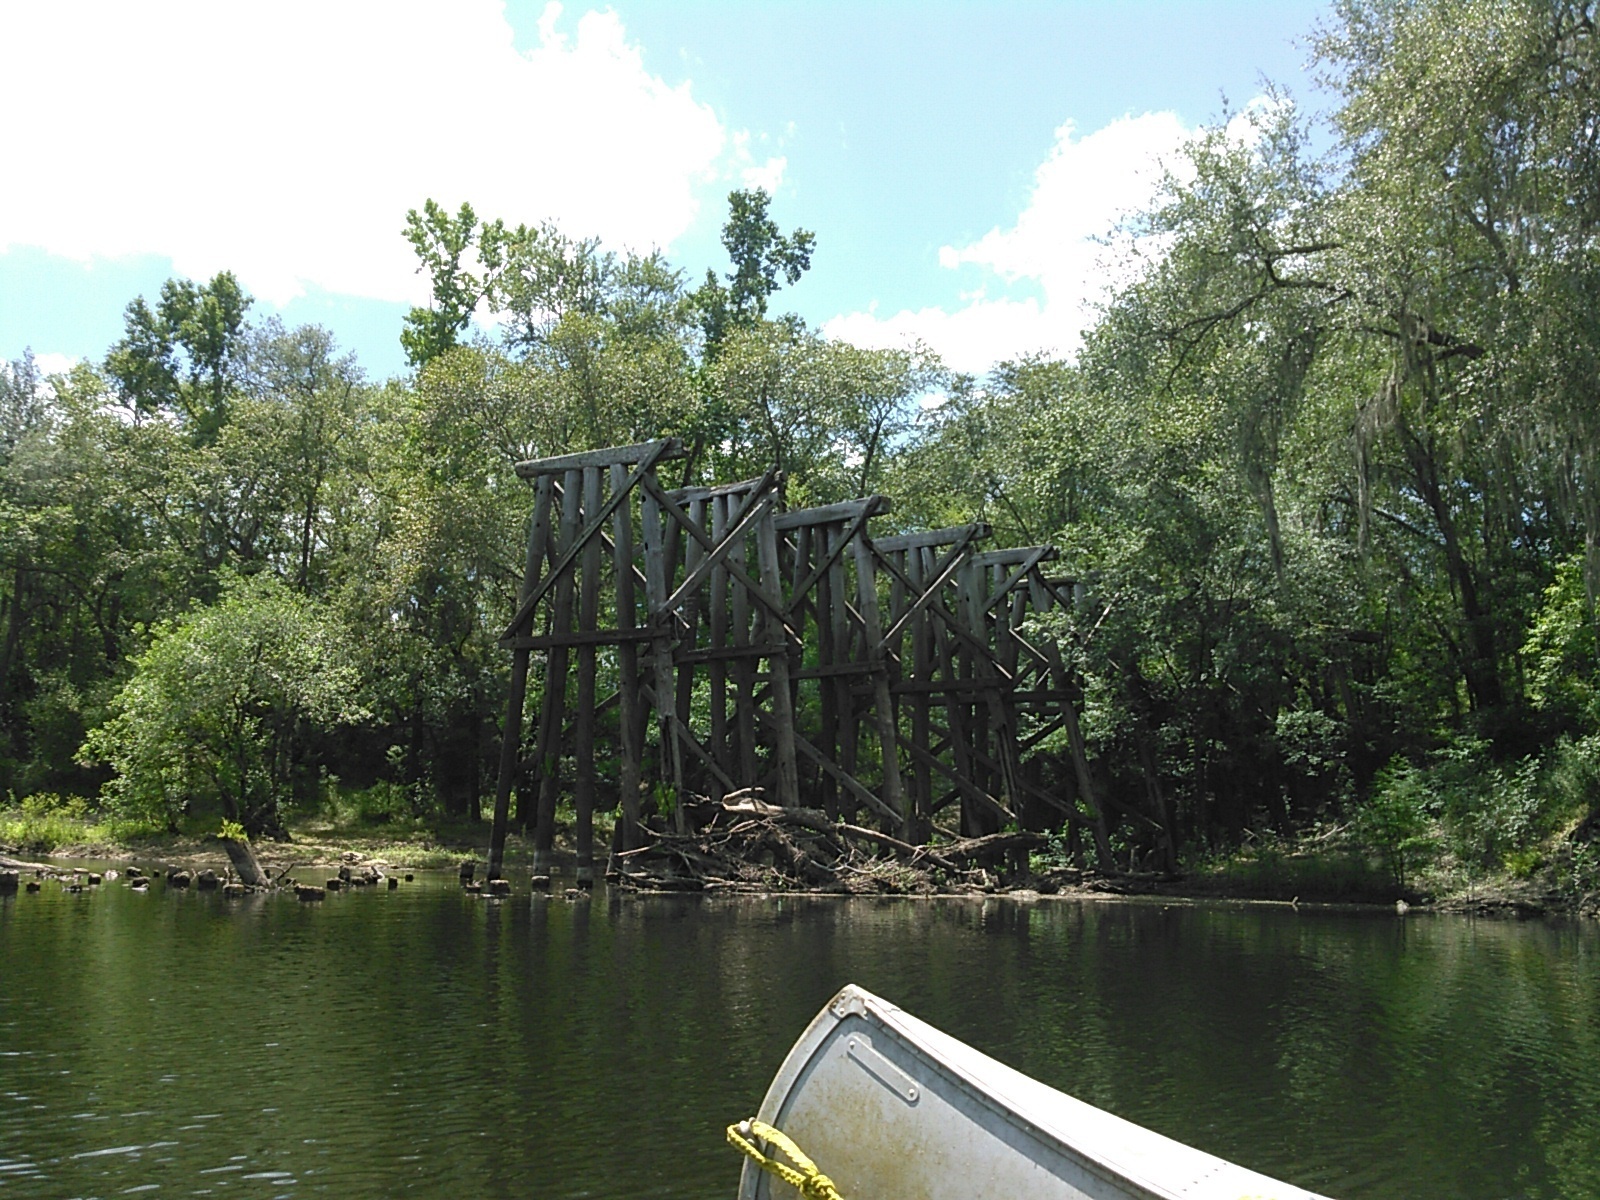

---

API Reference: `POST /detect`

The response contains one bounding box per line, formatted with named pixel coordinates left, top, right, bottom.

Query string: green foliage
left=1524, top=553, right=1600, bottom=727
left=0, top=792, right=163, bottom=852
left=105, top=272, right=251, bottom=441
left=692, top=188, right=815, bottom=357
left=401, top=200, right=493, bottom=369
left=80, top=574, right=364, bottom=837
left=1352, top=759, right=1438, bottom=891
left=7, top=1, right=1600, bottom=902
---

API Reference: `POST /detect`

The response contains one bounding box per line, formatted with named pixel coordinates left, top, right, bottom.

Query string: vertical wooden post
left=757, top=509, right=800, bottom=807
left=908, top=546, right=934, bottom=842
left=641, top=491, right=686, bottom=831
left=533, top=468, right=582, bottom=874
left=610, top=463, right=644, bottom=855
left=676, top=494, right=709, bottom=793
left=934, top=551, right=978, bottom=833
left=830, top=523, right=858, bottom=822
left=488, top=474, right=553, bottom=881
left=853, top=536, right=908, bottom=838
left=571, top=466, right=603, bottom=887
left=708, top=494, right=730, bottom=790
left=731, top=505, right=757, bottom=788
left=791, top=525, right=821, bottom=805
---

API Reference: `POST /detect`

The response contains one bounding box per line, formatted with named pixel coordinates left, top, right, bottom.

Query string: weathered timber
left=491, top=439, right=1116, bottom=878
left=514, top=437, right=687, bottom=478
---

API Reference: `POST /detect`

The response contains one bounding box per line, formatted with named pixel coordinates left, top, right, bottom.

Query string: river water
left=2, top=876, right=1598, bottom=1199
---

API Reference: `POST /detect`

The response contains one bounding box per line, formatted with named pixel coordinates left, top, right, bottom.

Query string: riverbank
left=5, top=807, right=1595, bottom=919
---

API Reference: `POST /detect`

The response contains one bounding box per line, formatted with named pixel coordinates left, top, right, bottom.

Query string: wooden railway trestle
left=486, top=438, right=1109, bottom=881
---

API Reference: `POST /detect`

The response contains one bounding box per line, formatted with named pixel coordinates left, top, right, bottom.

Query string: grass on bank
left=0, top=784, right=603, bottom=871
left=10, top=737, right=1600, bottom=909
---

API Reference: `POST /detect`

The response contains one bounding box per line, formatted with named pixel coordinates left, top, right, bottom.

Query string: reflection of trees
left=14, top=892, right=1600, bottom=1199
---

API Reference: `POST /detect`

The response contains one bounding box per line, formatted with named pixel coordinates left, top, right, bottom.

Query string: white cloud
left=741, top=156, right=788, bottom=194
left=0, top=2, right=728, bottom=306
left=825, top=111, right=1196, bottom=375
left=32, top=353, right=80, bottom=378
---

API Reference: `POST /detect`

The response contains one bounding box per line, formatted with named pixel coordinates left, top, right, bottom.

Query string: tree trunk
left=221, top=837, right=271, bottom=887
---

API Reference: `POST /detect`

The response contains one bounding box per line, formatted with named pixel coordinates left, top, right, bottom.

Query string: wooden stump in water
left=196, top=870, right=220, bottom=891
left=295, top=884, right=326, bottom=901
left=220, top=837, right=270, bottom=887
left=168, top=870, right=193, bottom=889
left=0, top=870, right=17, bottom=895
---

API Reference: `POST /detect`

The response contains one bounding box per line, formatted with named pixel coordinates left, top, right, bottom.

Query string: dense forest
left=4, top=0, right=1599, bottom=895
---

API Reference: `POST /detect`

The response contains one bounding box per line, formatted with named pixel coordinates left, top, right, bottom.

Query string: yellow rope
left=726, top=1117, right=846, bottom=1200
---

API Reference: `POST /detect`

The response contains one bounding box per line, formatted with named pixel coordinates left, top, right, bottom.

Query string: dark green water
left=3, top=879, right=1599, bottom=1199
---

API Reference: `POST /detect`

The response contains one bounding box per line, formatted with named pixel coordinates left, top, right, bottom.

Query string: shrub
left=79, top=574, right=365, bottom=838
left=1352, top=758, right=1436, bottom=891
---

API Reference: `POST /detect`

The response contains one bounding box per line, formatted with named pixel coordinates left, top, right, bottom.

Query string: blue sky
left=0, top=1, right=1329, bottom=383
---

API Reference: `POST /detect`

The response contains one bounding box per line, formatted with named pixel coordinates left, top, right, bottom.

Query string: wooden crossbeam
left=982, top=547, right=1057, bottom=613
left=661, top=469, right=779, bottom=613
left=502, top=628, right=656, bottom=650
left=515, top=437, right=687, bottom=478
left=500, top=439, right=676, bottom=641
left=876, top=524, right=984, bottom=651
left=785, top=499, right=885, bottom=613
left=874, top=523, right=991, bottom=553
left=773, top=495, right=891, bottom=531
left=639, top=473, right=793, bottom=634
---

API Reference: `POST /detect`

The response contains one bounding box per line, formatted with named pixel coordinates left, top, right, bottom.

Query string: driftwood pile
left=613, top=789, right=1049, bottom=895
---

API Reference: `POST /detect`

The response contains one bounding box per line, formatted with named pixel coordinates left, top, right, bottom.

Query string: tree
left=105, top=272, right=251, bottom=443
left=691, top=188, right=815, bottom=359
left=81, top=573, right=363, bottom=837
left=400, top=199, right=499, bottom=369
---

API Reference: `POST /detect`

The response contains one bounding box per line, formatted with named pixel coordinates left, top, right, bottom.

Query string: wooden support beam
left=674, top=641, right=787, bottom=665
left=873, top=523, right=990, bottom=553
left=983, top=547, right=1057, bottom=613
left=969, top=544, right=1057, bottom=570
left=641, top=491, right=687, bottom=831
left=502, top=439, right=677, bottom=640
left=611, top=461, right=645, bottom=856
left=786, top=500, right=882, bottom=612
left=871, top=548, right=1011, bottom=679
left=572, top=465, right=603, bottom=883
left=488, top=473, right=554, bottom=880
left=773, top=495, right=889, bottom=531
left=662, top=474, right=777, bottom=614
left=639, top=473, right=794, bottom=635
left=533, top=466, right=583, bottom=869
left=876, top=523, right=983, bottom=651
left=853, top=533, right=909, bottom=838
left=515, top=437, right=686, bottom=477
left=758, top=507, right=801, bottom=808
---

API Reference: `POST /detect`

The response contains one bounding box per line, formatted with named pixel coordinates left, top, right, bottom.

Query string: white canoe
left=736, top=984, right=1331, bottom=1200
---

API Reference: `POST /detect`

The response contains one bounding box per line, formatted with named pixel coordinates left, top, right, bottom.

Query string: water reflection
left=2, top=884, right=1598, bottom=1198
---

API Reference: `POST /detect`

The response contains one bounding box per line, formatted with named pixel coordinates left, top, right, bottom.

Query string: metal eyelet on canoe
left=846, top=1033, right=920, bottom=1104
